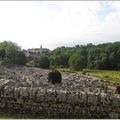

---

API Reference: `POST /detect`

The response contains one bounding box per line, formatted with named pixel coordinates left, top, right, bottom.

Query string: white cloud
left=0, top=1, right=120, bottom=50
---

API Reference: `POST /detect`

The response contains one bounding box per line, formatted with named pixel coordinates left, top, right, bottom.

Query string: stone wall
left=0, top=86, right=120, bottom=118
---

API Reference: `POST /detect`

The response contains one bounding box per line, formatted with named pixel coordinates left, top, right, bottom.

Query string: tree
left=49, top=41, right=120, bottom=70
left=14, top=51, right=26, bottom=65
left=87, top=48, right=101, bottom=69
left=69, top=53, right=86, bottom=71
left=95, top=53, right=108, bottom=70
left=37, top=55, right=50, bottom=69
left=0, top=41, right=20, bottom=62
left=0, top=41, right=26, bottom=65
left=49, top=47, right=74, bottom=68
left=0, top=49, right=5, bottom=60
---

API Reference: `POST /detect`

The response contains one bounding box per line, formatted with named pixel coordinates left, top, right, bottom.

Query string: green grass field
left=58, top=68, right=120, bottom=84
left=83, top=69, right=120, bottom=84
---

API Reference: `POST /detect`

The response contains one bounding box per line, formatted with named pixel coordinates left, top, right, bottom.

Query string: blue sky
left=97, top=1, right=116, bottom=22
left=0, top=1, right=120, bottom=50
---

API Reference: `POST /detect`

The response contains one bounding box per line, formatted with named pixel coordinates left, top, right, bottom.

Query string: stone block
left=29, top=88, right=38, bottom=98
left=56, top=90, right=67, bottom=102
left=87, top=92, right=96, bottom=105
left=111, top=94, right=120, bottom=107
left=78, top=92, right=87, bottom=103
left=37, top=88, right=46, bottom=101
left=44, top=89, right=55, bottom=102
left=4, top=86, right=14, bottom=97
left=67, top=92, right=78, bottom=104
left=100, top=93, right=107, bottom=105
left=19, top=87, right=28, bottom=97
left=109, top=112, right=119, bottom=119
left=14, top=87, right=20, bottom=98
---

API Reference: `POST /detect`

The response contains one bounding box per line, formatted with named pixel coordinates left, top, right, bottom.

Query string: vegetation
left=0, top=40, right=120, bottom=72
left=69, top=53, right=87, bottom=71
left=49, top=42, right=120, bottom=71
left=36, top=55, right=50, bottom=69
left=81, top=69, right=120, bottom=83
left=49, top=47, right=73, bottom=68
left=0, top=112, right=47, bottom=119
left=0, top=41, right=26, bottom=65
left=48, top=70, right=62, bottom=84
left=26, top=60, right=35, bottom=67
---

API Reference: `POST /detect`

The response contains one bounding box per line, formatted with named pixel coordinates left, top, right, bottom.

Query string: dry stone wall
left=0, top=65, right=119, bottom=118
left=0, top=86, right=120, bottom=119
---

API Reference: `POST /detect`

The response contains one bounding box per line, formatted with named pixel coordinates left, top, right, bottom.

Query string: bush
left=26, top=60, right=35, bottom=67
left=48, top=70, right=62, bottom=84
left=14, top=51, right=26, bottom=65
left=37, top=55, right=50, bottom=69
left=82, top=69, right=87, bottom=75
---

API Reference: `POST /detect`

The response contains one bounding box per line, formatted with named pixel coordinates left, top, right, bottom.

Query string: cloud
left=96, top=1, right=116, bottom=22
left=0, top=1, right=120, bottom=50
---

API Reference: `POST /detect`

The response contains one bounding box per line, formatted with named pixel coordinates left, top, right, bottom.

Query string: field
left=58, top=68, right=120, bottom=84
left=83, top=69, right=120, bottom=84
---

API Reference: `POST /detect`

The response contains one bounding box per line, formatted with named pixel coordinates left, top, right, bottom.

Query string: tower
left=40, top=45, right=43, bottom=54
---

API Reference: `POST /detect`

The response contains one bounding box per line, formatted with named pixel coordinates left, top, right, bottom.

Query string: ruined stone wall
left=0, top=86, right=120, bottom=118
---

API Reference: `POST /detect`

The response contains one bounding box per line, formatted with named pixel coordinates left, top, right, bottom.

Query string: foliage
left=0, top=41, right=26, bottom=65
left=82, top=69, right=120, bottom=83
left=49, top=41, right=120, bottom=70
left=0, top=40, right=120, bottom=71
left=49, top=47, right=75, bottom=68
left=26, top=60, right=35, bottom=67
left=48, top=70, right=62, bottom=84
left=82, top=69, right=87, bottom=75
left=14, top=51, right=26, bottom=65
left=0, top=49, right=5, bottom=60
left=36, top=55, right=50, bottom=69
left=69, top=53, right=87, bottom=71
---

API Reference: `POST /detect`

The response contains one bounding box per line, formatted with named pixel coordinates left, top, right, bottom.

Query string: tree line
left=0, top=41, right=26, bottom=65
left=0, top=40, right=120, bottom=71
left=0, top=41, right=50, bottom=68
left=49, top=42, right=120, bottom=70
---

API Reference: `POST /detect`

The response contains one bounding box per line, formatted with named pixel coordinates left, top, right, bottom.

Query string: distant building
left=24, top=45, right=50, bottom=60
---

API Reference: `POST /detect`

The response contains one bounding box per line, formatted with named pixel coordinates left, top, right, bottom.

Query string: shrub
left=37, top=55, right=50, bottom=69
left=26, top=60, right=35, bottom=67
left=82, top=69, right=87, bottom=75
left=48, top=70, right=62, bottom=84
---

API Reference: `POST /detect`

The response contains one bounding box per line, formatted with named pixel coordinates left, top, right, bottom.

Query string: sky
left=0, top=1, right=120, bottom=50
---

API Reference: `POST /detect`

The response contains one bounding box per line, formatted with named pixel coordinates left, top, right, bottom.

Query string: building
left=24, top=45, right=50, bottom=60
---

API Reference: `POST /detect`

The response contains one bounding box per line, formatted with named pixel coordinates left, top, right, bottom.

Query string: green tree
left=0, top=41, right=26, bottom=65
left=0, top=49, right=5, bottom=60
left=37, top=55, right=50, bottom=69
left=49, top=47, right=75, bottom=68
left=14, top=51, right=26, bottom=65
left=69, top=53, right=86, bottom=71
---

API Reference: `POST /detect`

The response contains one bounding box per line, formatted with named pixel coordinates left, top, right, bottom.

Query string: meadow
left=59, top=68, right=120, bottom=84
left=83, top=69, right=120, bottom=84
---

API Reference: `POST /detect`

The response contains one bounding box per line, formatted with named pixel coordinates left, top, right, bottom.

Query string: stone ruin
left=0, top=65, right=120, bottom=118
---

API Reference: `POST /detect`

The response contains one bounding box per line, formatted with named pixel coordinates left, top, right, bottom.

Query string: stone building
left=24, top=45, right=50, bottom=59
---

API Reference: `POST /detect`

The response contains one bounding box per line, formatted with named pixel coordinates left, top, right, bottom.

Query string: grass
left=0, top=112, right=47, bottom=119
left=57, top=68, right=76, bottom=73
left=58, top=68, right=120, bottom=84
left=0, top=113, right=33, bottom=119
left=83, top=69, right=120, bottom=84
